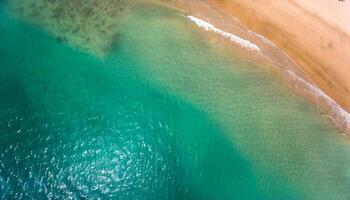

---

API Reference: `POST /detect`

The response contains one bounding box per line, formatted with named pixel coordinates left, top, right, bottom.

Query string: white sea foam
left=249, top=25, right=350, bottom=131
left=187, top=15, right=260, bottom=51
left=187, top=15, right=350, bottom=133
left=286, top=70, right=350, bottom=132
left=248, top=30, right=277, bottom=47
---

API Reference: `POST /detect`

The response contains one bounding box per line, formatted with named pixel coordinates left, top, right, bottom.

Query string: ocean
left=0, top=2, right=349, bottom=199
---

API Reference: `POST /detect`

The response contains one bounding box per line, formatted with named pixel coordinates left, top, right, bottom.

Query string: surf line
left=186, top=15, right=350, bottom=134
left=186, top=15, right=260, bottom=51
left=286, top=70, right=350, bottom=133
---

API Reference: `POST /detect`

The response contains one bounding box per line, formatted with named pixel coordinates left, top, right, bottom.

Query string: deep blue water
left=0, top=6, right=268, bottom=199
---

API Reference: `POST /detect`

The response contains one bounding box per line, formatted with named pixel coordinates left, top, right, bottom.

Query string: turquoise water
left=0, top=5, right=265, bottom=199
left=1, top=2, right=350, bottom=200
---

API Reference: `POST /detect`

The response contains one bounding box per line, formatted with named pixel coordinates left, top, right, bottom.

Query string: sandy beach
left=203, top=0, right=350, bottom=114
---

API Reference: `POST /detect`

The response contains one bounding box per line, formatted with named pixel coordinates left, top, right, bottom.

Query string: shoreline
left=185, top=14, right=350, bottom=136
left=204, top=0, right=350, bottom=113
left=157, top=0, right=350, bottom=135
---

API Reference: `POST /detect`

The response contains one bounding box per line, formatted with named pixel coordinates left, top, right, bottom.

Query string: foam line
left=187, top=15, right=260, bottom=51
left=187, top=15, right=350, bottom=133
left=286, top=70, right=350, bottom=131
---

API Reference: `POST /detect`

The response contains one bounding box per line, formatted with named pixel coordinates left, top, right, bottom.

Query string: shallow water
left=0, top=2, right=350, bottom=200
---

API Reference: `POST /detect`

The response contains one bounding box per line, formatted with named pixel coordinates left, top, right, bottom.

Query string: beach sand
left=204, top=0, right=350, bottom=114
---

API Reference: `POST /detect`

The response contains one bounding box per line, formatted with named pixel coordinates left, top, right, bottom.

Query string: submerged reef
left=8, top=0, right=143, bottom=56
